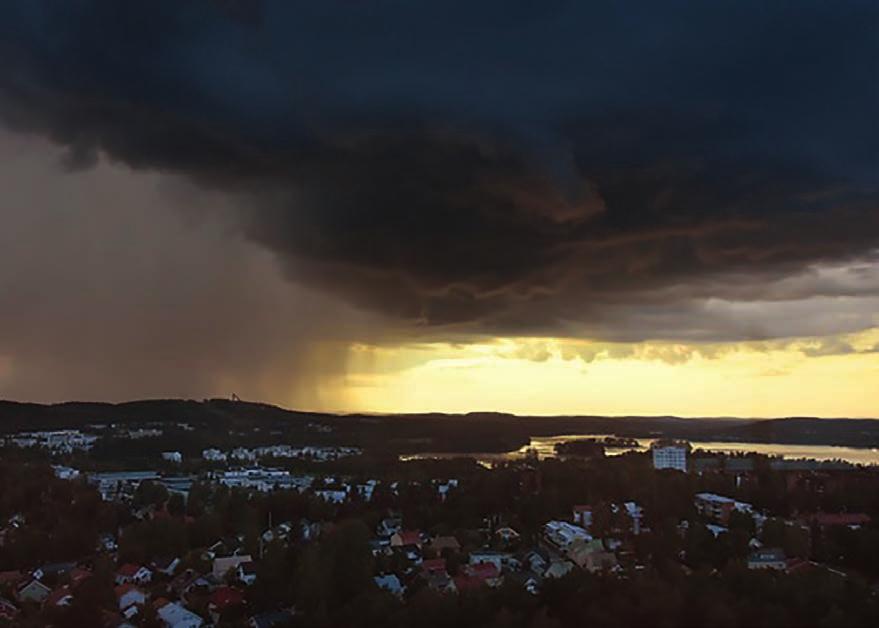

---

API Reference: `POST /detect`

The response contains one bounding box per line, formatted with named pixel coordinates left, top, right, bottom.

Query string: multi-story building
left=207, top=444, right=362, bottom=463
left=8, top=430, right=98, bottom=453
left=617, top=501, right=643, bottom=535
left=543, top=521, right=591, bottom=550
left=747, top=548, right=787, bottom=570
left=125, top=428, right=163, bottom=439
left=87, top=471, right=161, bottom=501
left=694, top=492, right=753, bottom=524
left=572, top=505, right=592, bottom=528
left=652, top=443, right=688, bottom=472
left=215, top=468, right=313, bottom=493
left=52, top=465, right=80, bottom=480
left=202, top=448, right=228, bottom=462
left=162, top=451, right=183, bottom=464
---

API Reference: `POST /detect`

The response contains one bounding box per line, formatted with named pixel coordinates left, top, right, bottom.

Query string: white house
left=619, top=502, right=644, bottom=535
left=97, top=533, right=118, bottom=552
left=315, top=489, right=347, bottom=504
left=377, top=517, right=402, bottom=537
left=543, top=521, right=591, bottom=549
left=543, top=560, right=575, bottom=579
left=52, top=465, right=81, bottom=480
left=116, top=564, right=152, bottom=585
left=202, top=448, right=228, bottom=462
left=212, top=555, right=253, bottom=580
left=238, top=561, right=257, bottom=586
left=116, top=584, right=146, bottom=612
left=572, top=505, right=593, bottom=529
left=230, top=448, right=258, bottom=462
left=162, top=451, right=183, bottom=464
left=374, top=573, right=404, bottom=597
left=152, top=557, right=181, bottom=577
left=157, top=601, right=204, bottom=628
left=436, top=479, right=459, bottom=500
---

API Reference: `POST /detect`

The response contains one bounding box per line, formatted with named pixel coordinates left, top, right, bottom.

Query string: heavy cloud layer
left=1, top=0, right=878, bottom=342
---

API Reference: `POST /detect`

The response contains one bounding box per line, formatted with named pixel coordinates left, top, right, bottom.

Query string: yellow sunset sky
left=324, top=329, right=879, bottom=417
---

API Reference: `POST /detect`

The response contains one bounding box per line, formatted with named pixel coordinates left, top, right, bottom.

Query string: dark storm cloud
left=1, top=0, right=877, bottom=339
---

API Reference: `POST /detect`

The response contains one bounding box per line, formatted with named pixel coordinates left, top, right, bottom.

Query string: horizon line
left=1, top=396, right=877, bottom=422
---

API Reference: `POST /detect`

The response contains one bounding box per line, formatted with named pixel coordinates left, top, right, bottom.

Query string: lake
left=400, top=433, right=879, bottom=466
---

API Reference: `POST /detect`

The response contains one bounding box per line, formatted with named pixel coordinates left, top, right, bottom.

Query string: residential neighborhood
left=1, top=415, right=879, bottom=627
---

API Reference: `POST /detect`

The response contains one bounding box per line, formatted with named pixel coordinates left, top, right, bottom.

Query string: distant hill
left=723, top=417, right=879, bottom=448
left=1, top=398, right=878, bottom=450
left=0, top=398, right=322, bottom=432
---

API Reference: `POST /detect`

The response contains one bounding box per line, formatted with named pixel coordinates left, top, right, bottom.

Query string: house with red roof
left=390, top=530, right=422, bottom=548
left=453, top=573, right=483, bottom=592
left=115, top=583, right=146, bottom=613
left=209, top=586, right=245, bottom=622
left=152, top=597, right=171, bottom=610
left=69, top=567, right=92, bottom=588
left=115, top=563, right=152, bottom=585
left=0, top=597, right=19, bottom=622
left=44, top=585, right=74, bottom=608
left=428, top=535, right=461, bottom=553
left=454, top=561, right=502, bottom=590
left=467, top=561, right=500, bottom=581
left=420, top=558, right=447, bottom=577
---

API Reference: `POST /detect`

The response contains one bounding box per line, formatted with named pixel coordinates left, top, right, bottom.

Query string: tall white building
left=652, top=444, right=688, bottom=472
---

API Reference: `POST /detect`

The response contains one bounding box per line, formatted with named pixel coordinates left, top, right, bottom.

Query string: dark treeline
left=3, top=399, right=879, bottom=451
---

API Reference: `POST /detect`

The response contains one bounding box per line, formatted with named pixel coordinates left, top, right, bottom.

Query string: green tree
left=728, top=509, right=756, bottom=538
left=168, top=492, right=185, bottom=517
left=133, top=481, right=169, bottom=509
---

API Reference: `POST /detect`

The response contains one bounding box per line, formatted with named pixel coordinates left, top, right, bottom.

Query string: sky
left=0, top=1, right=877, bottom=417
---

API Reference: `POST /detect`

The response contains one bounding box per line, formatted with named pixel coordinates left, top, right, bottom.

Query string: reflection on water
left=400, top=434, right=879, bottom=466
